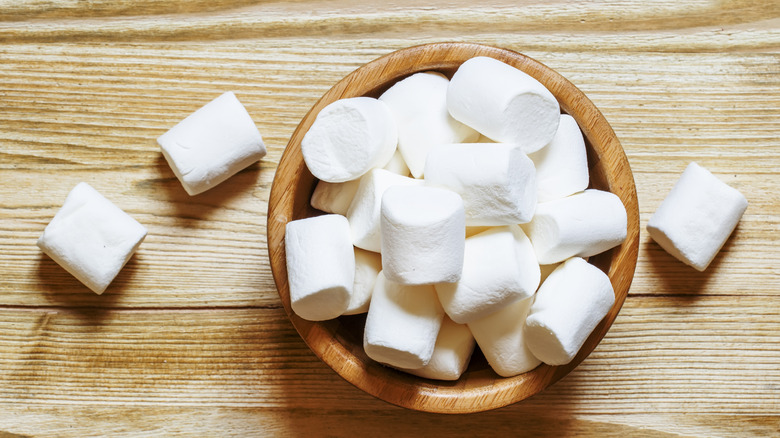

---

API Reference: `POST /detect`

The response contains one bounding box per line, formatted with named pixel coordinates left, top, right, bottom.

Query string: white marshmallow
left=403, top=316, right=476, bottom=381
left=157, top=91, right=266, bottom=196
left=529, top=114, right=590, bottom=203
left=37, top=182, right=147, bottom=295
left=380, top=186, right=465, bottom=285
left=285, top=214, right=354, bottom=321
left=301, top=97, right=397, bottom=183
left=343, top=247, right=382, bottom=315
left=524, top=257, right=615, bottom=366
left=346, top=168, right=423, bottom=252
left=310, top=179, right=361, bottom=216
left=525, top=189, right=627, bottom=265
left=467, top=297, right=541, bottom=377
left=363, top=272, right=445, bottom=369
left=447, top=56, right=560, bottom=154
left=379, top=72, right=478, bottom=178
left=382, top=150, right=411, bottom=176
left=424, top=143, right=537, bottom=226
left=435, top=225, right=540, bottom=324
left=647, top=162, right=748, bottom=271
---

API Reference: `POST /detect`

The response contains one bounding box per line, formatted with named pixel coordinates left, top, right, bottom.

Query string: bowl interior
left=267, top=42, right=640, bottom=414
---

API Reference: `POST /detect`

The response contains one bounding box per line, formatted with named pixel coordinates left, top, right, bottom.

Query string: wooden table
left=1, top=1, right=778, bottom=436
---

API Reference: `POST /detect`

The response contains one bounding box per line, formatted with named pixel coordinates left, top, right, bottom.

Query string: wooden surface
left=0, top=0, right=778, bottom=435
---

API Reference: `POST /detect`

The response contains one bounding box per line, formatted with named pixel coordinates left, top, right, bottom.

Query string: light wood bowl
left=267, top=42, right=640, bottom=414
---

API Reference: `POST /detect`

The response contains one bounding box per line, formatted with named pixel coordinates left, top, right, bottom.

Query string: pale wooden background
left=1, top=1, right=778, bottom=436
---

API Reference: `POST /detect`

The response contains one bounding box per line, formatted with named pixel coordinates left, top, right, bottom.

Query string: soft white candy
left=363, top=272, right=445, bottom=369
left=425, top=143, right=537, bottom=225
left=467, top=297, right=541, bottom=377
left=37, top=182, right=147, bottom=295
left=301, top=97, right=397, bottom=183
left=343, top=248, right=382, bottom=315
left=346, top=168, right=423, bottom=252
left=380, top=186, right=465, bottom=285
left=525, top=189, right=627, bottom=264
left=447, top=56, right=560, bottom=154
left=379, top=72, right=478, bottom=178
left=529, top=114, right=589, bottom=202
left=435, top=225, right=540, bottom=324
left=647, top=162, right=748, bottom=271
left=382, top=150, right=411, bottom=176
left=403, top=316, right=476, bottom=381
left=285, top=214, right=354, bottom=321
left=524, top=257, right=615, bottom=366
left=310, top=179, right=361, bottom=215
left=157, top=91, right=266, bottom=196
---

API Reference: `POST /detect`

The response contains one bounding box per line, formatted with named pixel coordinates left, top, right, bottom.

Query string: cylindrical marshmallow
left=647, top=162, right=748, bottom=271
left=447, top=56, right=560, bottom=154
left=467, top=296, right=541, bottom=377
left=402, top=316, right=476, bottom=381
left=528, top=114, right=590, bottom=203
left=310, top=179, right=361, bottom=216
left=424, top=143, right=537, bottom=226
left=363, top=272, right=445, bottom=369
left=346, top=168, right=423, bottom=252
left=382, top=150, right=411, bottom=176
left=524, top=189, right=627, bottom=265
left=301, top=97, right=397, bottom=183
left=380, top=186, right=465, bottom=285
left=524, top=257, right=615, bottom=366
left=379, top=72, right=478, bottom=178
left=284, top=214, right=354, bottom=321
left=343, top=247, right=382, bottom=315
left=435, top=225, right=540, bottom=324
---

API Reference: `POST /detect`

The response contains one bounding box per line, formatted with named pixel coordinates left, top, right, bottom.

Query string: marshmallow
left=403, top=316, right=476, bottom=380
left=435, top=225, right=540, bottom=324
left=346, top=168, right=423, bottom=252
left=157, top=91, right=266, bottom=196
left=525, top=189, right=627, bottom=264
left=37, top=182, right=147, bottom=295
left=285, top=214, right=354, bottom=321
left=343, top=247, right=382, bottom=315
left=524, top=257, right=615, bottom=365
left=447, top=56, right=560, bottom=154
left=424, top=143, right=537, bottom=226
left=310, top=179, right=361, bottom=216
left=380, top=186, right=465, bottom=285
left=467, top=297, right=541, bottom=377
left=529, top=114, right=589, bottom=203
left=647, top=162, right=748, bottom=271
left=379, top=72, right=478, bottom=178
left=363, top=272, right=445, bottom=369
left=301, top=97, right=397, bottom=183
left=382, top=150, right=411, bottom=176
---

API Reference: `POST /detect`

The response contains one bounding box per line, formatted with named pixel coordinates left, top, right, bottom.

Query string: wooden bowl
left=267, top=42, right=640, bottom=413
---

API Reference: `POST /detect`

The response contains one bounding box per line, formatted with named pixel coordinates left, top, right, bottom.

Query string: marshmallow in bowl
left=343, top=247, right=382, bottom=315
left=524, top=257, right=615, bottom=366
left=382, top=150, right=411, bottom=176
left=447, top=56, right=560, bottom=154
left=525, top=189, right=627, bottom=265
left=285, top=214, right=354, bottom=321
left=157, top=91, right=267, bottom=196
left=379, top=72, right=478, bottom=178
left=435, top=224, right=539, bottom=324
left=363, top=272, right=445, bottom=369
left=311, top=179, right=361, bottom=215
left=647, top=162, right=747, bottom=271
left=402, top=316, right=476, bottom=381
left=529, top=114, right=590, bottom=203
left=301, top=97, right=397, bottom=183
left=37, top=182, right=148, bottom=295
left=424, top=143, right=537, bottom=225
left=380, top=185, right=465, bottom=285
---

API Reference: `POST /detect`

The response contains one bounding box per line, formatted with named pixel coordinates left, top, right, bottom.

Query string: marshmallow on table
left=425, top=143, right=537, bottom=225
left=379, top=72, right=478, bottom=178
left=402, top=316, right=476, bottom=381
left=524, top=257, right=615, bottom=366
left=285, top=214, right=354, bottom=321
left=346, top=168, right=423, bottom=252
left=524, top=189, right=627, bottom=265
left=363, top=272, right=445, bottom=369
left=647, top=162, right=748, bottom=271
left=435, top=225, right=540, bottom=324
left=343, top=247, right=382, bottom=315
left=467, top=296, right=541, bottom=377
left=157, top=91, right=266, bottom=196
left=529, top=114, right=590, bottom=203
left=37, top=182, right=147, bottom=295
left=382, top=150, right=411, bottom=176
left=447, top=56, right=560, bottom=154
left=301, top=97, right=397, bottom=183
left=310, top=179, right=361, bottom=216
